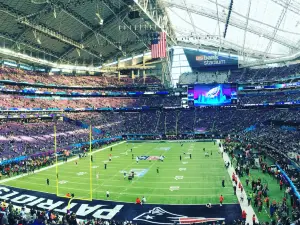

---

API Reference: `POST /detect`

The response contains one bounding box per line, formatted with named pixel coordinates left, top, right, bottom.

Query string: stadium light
left=0, top=47, right=101, bottom=72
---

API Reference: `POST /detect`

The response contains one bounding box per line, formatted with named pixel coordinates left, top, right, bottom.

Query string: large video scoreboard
left=188, top=83, right=238, bottom=106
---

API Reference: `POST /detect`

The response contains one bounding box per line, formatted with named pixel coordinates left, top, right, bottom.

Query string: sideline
left=0, top=141, right=126, bottom=184
left=217, top=139, right=259, bottom=225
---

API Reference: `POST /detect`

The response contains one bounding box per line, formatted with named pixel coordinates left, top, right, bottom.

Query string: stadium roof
left=0, top=0, right=175, bottom=67
left=2, top=0, right=300, bottom=68
left=164, top=0, right=300, bottom=63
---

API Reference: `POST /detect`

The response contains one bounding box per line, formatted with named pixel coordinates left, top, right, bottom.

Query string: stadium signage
left=0, top=186, right=241, bottom=224
left=0, top=186, right=122, bottom=219
left=184, top=49, right=238, bottom=70
left=196, top=55, right=226, bottom=66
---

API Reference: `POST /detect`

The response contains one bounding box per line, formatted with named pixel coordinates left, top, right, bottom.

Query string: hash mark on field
left=182, top=161, right=188, bottom=164
left=175, top=176, right=183, bottom=180
left=76, top=172, right=87, bottom=176
left=179, top=168, right=186, bottom=171
left=169, top=186, right=180, bottom=191
left=58, top=180, right=68, bottom=184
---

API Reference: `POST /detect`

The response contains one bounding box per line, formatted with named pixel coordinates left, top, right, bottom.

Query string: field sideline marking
left=218, top=139, right=258, bottom=224
left=0, top=141, right=126, bottom=184
left=9, top=178, right=233, bottom=190
left=8, top=175, right=230, bottom=184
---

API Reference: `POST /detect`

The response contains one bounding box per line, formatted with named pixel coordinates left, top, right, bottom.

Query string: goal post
left=54, top=124, right=93, bottom=201
left=89, top=125, right=93, bottom=201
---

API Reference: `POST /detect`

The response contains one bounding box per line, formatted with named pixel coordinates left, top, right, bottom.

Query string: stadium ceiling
left=0, top=0, right=176, bottom=67
left=164, top=0, right=300, bottom=66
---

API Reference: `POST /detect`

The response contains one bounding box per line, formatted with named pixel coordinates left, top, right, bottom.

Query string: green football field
left=3, top=141, right=238, bottom=205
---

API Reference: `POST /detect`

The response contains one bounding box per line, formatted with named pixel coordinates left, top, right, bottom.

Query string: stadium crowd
left=0, top=95, right=182, bottom=109
left=0, top=108, right=298, bottom=161
left=239, top=92, right=300, bottom=105
left=0, top=66, right=300, bottom=225
left=0, top=67, right=161, bottom=87
left=0, top=202, right=137, bottom=225
left=0, top=92, right=300, bottom=110
left=223, top=134, right=300, bottom=224
left=228, top=64, right=300, bottom=83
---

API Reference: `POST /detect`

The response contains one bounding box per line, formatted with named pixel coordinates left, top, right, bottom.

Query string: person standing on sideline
left=180, top=155, right=182, bottom=161
left=233, top=183, right=237, bottom=195
left=219, top=195, right=224, bottom=206
left=142, top=196, right=146, bottom=204
left=190, top=154, right=192, bottom=159
left=248, top=192, right=252, bottom=206
left=104, top=163, right=107, bottom=170
left=241, top=210, right=247, bottom=222
left=106, top=190, right=110, bottom=198
left=157, top=167, right=159, bottom=174
left=252, top=214, right=256, bottom=225
left=46, top=178, right=49, bottom=186
left=222, top=178, right=225, bottom=187
left=280, top=180, right=283, bottom=190
left=136, top=197, right=141, bottom=205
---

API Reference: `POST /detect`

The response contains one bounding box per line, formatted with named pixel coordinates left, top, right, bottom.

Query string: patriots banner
left=151, top=32, right=167, bottom=59
left=0, top=185, right=242, bottom=224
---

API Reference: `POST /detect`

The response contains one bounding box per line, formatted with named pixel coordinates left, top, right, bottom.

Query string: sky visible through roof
left=165, top=0, right=300, bottom=85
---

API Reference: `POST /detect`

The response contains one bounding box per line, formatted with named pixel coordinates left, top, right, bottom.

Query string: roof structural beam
left=270, top=0, right=300, bottom=16
left=134, top=0, right=177, bottom=45
left=58, top=3, right=131, bottom=60
left=18, top=18, right=84, bottom=49
left=0, top=3, right=83, bottom=49
left=51, top=1, right=126, bottom=60
left=206, top=0, right=300, bottom=36
left=263, top=0, right=292, bottom=58
left=0, top=32, right=59, bottom=59
left=12, top=5, right=52, bottom=49
left=182, top=0, right=199, bottom=45
left=215, top=0, right=223, bottom=52
left=223, top=0, right=234, bottom=38
left=242, top=0, right=252, bottom=61
left=0, top=2, right=103, bottom=61
left=164, top=0, right=299, bottom=50
left=101, top=0, right=149, bottom=49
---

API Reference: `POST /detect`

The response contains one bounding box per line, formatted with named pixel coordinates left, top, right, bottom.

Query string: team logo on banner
left=196, top=56, right=204, bottom=61
left=133, top=207, right=225, bottom=224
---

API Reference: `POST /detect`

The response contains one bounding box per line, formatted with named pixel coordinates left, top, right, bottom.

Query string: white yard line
left=217, top=139, right=258, bottom=224
left=0, top=141, right=126, bottom=184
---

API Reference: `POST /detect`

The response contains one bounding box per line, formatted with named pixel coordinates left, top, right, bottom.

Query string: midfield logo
left=133, top=207, right=225, bottom=224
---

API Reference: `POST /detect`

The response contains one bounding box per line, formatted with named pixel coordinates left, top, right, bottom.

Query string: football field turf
left=3, top=141, right=238, bottom=205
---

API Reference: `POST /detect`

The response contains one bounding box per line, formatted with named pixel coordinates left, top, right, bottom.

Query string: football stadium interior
left=0, top=0, right=300, bottom=225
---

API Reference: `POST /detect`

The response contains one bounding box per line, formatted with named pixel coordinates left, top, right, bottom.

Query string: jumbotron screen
left=188, top=83, right=237, bottom=106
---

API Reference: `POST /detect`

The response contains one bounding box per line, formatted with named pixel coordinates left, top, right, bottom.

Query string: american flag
left=151, top=32, right=167, bottom=59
